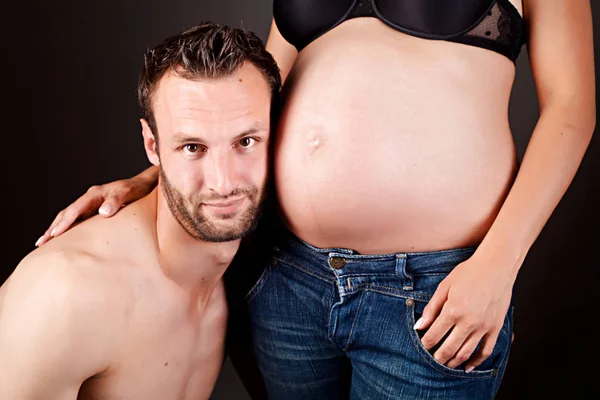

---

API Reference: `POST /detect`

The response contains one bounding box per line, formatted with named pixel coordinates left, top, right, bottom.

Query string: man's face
left=143, top=63, right=271, bottom=242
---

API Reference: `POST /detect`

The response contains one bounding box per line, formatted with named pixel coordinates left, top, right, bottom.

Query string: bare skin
left=35, top=0, right=595, bottom=373
left=274, top=16, right=519, bottom=254
left=0, top=62, right=272, bottom=399
left=0, top=196, right=229, bottom=400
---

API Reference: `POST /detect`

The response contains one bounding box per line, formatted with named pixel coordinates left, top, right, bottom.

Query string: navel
left=306, top=130, right=325, bottom=156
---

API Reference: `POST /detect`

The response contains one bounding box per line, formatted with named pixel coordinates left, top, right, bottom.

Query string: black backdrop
left=3, top=1, right=599, bottom=399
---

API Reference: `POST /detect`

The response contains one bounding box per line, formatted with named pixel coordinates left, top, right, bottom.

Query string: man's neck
left=149, top=189, right=240, bottom=299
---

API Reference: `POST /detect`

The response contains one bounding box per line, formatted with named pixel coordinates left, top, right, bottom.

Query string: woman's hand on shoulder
left=35, top=166, right=159, bottom=247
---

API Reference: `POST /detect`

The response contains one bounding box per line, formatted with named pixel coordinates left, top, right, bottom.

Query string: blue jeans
left=246, top=228, right=513, bottom=399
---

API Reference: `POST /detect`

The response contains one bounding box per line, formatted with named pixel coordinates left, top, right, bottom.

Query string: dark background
left=2, top=1, right=599, bottom=399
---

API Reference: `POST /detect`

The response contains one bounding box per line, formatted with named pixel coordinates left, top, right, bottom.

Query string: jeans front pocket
left=405, top=295, right=512, bottom=379
left=245, top=256, right=276, bottom=304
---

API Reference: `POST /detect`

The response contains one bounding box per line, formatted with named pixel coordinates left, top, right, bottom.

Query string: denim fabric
left=246, top=228, right=513, bottom=400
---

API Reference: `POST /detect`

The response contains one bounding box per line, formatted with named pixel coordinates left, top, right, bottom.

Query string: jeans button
left=329, top=257, right=346, bottom=269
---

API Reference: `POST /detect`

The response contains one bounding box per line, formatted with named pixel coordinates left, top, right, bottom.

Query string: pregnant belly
left=272, top=21, right=520, bottom=254
left=274, top=114, right=518, bottom=254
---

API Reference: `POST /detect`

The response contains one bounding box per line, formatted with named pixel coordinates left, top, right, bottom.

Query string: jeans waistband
left=274, top=227, right=477, bottom=279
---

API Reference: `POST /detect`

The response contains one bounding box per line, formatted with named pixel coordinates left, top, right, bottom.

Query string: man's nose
left=204, top=152, right=236, bottom=196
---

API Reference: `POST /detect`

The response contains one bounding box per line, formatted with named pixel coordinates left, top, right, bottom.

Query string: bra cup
left=374, top=0, right=496, bottom=37
left=272, top=0, right=524, bottom=62
left=273, top=0, right=355, bottom=49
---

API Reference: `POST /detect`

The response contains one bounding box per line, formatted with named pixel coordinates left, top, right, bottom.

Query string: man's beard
left=160, top=168, right=266, bottom=242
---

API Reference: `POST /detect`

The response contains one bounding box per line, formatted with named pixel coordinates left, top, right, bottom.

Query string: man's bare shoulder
left=1, top=198, right=158, bottom=323
left=45, top=195, right=157, bottom=264
left=1, top=195, right=158, bottom=320
left=0, top=234, right=138, bottom=394
left=1, top=243, right=132, bottom=322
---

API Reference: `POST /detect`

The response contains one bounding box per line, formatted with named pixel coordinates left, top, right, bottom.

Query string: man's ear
left=140, top=119, right=160, bottom=166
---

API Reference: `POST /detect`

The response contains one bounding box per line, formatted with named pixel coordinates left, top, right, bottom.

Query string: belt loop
left=396, top=254, right=413, bottom=291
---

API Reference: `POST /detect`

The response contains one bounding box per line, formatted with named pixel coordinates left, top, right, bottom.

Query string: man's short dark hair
left=137, top=22, right=282, bottom=135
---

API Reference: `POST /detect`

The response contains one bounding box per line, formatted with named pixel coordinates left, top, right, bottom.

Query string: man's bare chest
left=79, top=290, right=228, bottom=400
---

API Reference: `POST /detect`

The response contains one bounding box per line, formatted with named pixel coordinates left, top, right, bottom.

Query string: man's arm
left=0, top=252, right=118, bottom=399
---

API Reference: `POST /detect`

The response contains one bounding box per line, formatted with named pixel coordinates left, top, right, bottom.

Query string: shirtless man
left=0, top=23, right=280, bottom=399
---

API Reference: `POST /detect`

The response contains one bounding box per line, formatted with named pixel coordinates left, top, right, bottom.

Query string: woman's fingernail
left=466, top=366, right=475, bottom=373
left=35, top=236, right=44, bottom=247
left=50, top=228, right=57, bottom=237
left=99, top=204, right=112, bottom=216
left=414, top=318, right=424, bottom=330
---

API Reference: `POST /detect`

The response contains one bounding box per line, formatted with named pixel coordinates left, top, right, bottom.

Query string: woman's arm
left=265, top=18, right=298, bottom=83
left=36, top=165, right=159, bottom=246
left=415, top=0, right=595, bottom=371
left=475, top=0, right=596, bottom=266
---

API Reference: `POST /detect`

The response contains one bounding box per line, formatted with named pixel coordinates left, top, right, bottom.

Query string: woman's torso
left=274, top=0, right=523, bottom=254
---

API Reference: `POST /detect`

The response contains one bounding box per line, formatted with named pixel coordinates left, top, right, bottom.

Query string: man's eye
left=183, top=144, right=202, bottom=154
left=238, top=137, right=257, bottom=148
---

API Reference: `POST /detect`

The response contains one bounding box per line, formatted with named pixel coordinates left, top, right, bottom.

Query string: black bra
left=273, top=0, right=526, bottom=62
